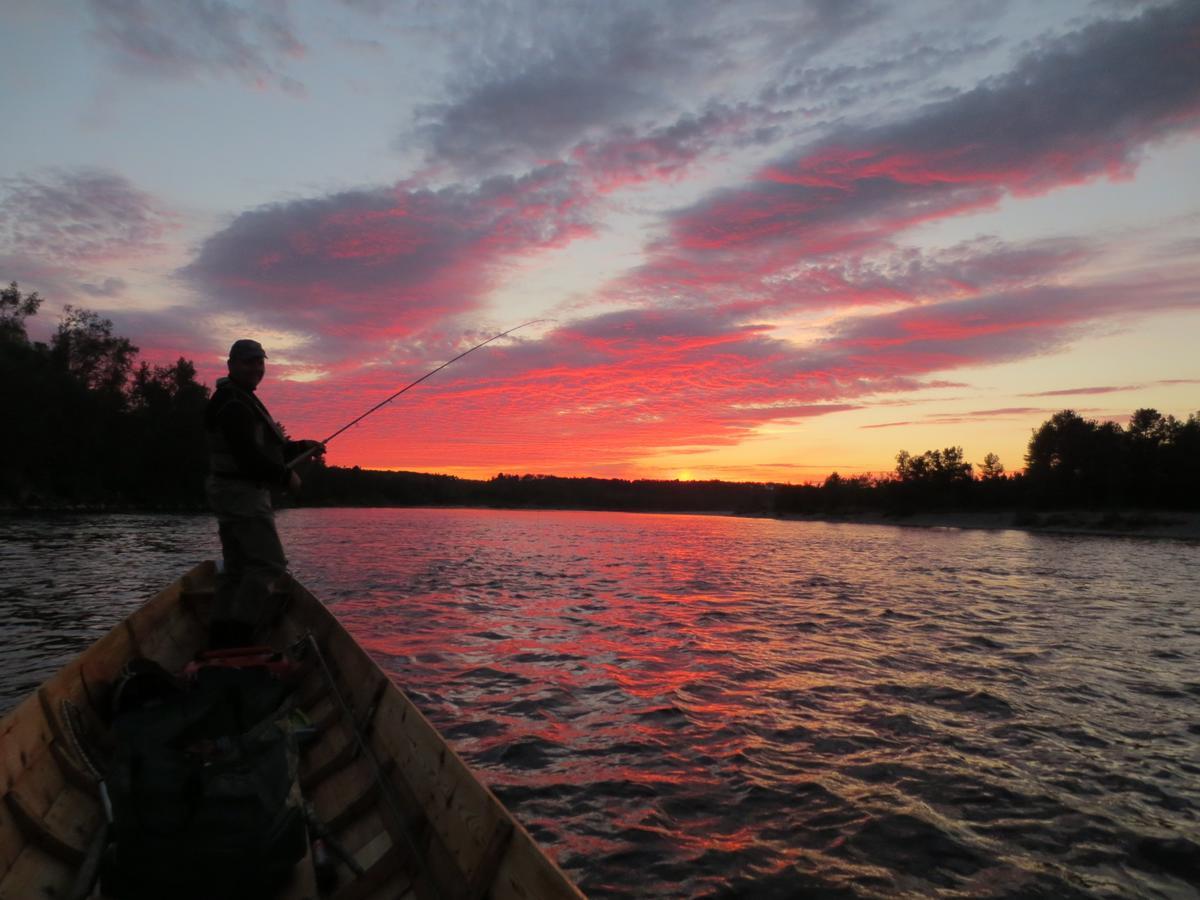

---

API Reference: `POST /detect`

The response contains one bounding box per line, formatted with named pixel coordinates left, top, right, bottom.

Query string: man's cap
left=228, top=339, right=267, bottom=360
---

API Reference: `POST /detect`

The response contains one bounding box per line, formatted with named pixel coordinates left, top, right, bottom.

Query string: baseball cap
left=228, top=339, right=268, bottom=360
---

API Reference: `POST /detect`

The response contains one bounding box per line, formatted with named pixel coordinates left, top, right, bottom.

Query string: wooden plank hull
left=0, top=562, right=586, bottom=900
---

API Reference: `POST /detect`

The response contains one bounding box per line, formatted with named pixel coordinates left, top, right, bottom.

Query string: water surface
left=2, top=509, right=1197, bottom=897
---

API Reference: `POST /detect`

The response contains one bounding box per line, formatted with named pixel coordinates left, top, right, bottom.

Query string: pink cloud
left=180, top=165, right=595, bottom=356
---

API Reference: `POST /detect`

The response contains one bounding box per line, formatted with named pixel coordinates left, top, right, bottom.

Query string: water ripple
left=1, top=509, right=1198, bottom=898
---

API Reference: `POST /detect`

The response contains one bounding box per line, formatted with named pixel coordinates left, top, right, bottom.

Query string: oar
left=286, top=320, right=545, bottom=469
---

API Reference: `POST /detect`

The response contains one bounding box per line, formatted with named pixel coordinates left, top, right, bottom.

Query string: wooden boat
left=0, top=561, right=586, bottom=900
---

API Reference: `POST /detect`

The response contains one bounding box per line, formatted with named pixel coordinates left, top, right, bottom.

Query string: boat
left=0, top=560, right=586, bottom=899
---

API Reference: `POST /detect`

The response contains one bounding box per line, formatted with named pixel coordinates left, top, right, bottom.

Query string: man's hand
left=286, top=440, right=326, bottom=470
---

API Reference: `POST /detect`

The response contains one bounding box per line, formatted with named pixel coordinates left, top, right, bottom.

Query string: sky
left=3, top=0, right=1199, bottom=482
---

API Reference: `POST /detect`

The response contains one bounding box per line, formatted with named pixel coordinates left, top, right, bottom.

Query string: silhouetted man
left=205, top=339, right=322, bottom=648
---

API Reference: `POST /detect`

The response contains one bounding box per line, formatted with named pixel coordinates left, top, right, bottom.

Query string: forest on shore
left=4, top=282, right=1199, bottom=515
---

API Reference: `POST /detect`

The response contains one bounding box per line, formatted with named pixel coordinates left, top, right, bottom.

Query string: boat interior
left=0, top=561, right=583, bottom=900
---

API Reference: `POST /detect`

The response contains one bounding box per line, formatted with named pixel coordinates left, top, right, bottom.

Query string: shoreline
left=3, top=502, right=1199, bottom=541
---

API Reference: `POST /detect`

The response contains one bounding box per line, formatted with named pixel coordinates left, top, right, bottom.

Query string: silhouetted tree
left=1170, top=413, right=1200, bottom=506
left=1124, top=408, right=1168, bottom=502
left=896, top=446, right=972, bottom=483
left=1021, top=408, right=1200, bottom=508
left=1026, top=410, right=1092, bottom=504
left=0, top=284, right=53, bottom=501
left=0, top=281, right=42, bottom=343
left=51, top=306, right=138, bottom=398
left=124, top=358, right=211, bottom=503
left=1, top=283, right=210, bottom=506
left=892, top=446, right=973, bottom=509
left=978, top=452, right=1005, bottom=480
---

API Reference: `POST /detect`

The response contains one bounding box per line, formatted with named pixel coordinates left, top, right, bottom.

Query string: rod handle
left=286, top=442, right=325, bottom=470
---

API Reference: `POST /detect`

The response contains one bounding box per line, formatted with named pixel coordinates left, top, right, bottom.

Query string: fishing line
left=286, top=319, right=547, bottom=469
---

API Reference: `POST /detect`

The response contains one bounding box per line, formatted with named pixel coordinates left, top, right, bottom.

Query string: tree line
left=774, top=409, right=1200, bottom=515
left=298, top=469, right=775, bottom=513
left=2, top=282, right=209, bottom=506
left=3, top=281, right=1197, bottom=514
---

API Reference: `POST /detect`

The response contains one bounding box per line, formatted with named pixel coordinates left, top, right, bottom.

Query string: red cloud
left=249, top=309, right=859, bottom=473
left=162, top=245, right=1197, bottom=478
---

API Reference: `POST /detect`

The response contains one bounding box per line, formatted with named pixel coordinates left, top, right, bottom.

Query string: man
left=205, top=339, right=323, bottom=648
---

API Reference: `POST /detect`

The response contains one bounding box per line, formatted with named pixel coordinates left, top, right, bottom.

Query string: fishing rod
left=286, top=320, right=545, bottom=469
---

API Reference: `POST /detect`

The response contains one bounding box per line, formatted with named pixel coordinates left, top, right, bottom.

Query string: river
left=1, top=509, right=1197, bottom=897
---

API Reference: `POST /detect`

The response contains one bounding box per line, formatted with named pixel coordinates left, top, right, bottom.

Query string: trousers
left=207, top=477, right=287, bottom=633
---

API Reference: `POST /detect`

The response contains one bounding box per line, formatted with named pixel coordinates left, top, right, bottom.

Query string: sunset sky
left=4, top=0, right=1199, bottom=482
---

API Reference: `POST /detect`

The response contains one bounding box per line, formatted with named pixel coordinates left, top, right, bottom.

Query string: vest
left=207, top=377, right=288, bottom=478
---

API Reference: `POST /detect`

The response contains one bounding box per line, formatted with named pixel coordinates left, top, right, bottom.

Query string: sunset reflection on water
left=2, top=509, right=1198, bottom=898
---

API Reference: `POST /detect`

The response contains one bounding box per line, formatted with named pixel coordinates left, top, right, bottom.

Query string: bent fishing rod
left=286, top=320, right=545, bottom=469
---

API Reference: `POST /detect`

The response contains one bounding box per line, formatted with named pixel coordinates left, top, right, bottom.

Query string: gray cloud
left=863, top=407, right=1047, bottom=429
left=846, top=1, right=1200, bottom=188
left=570, top=103, right=784, bottom=190
left=0, top=168, right=173, bottom=264
left=414, top=8, right=699, bottom=173
left=78, top=276, right=128, bottom=297
left=410, top=0, right=886, bottom=175
left=88, top=0, right=305, bottom=93
left=1023, top=385, right=1132, bottom=397
left=762, top=33, right=1004, bottom=115
left=1023, top=378, right=1200, bottom=397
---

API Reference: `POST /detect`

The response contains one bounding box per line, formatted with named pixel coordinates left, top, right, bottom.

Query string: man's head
left=227, top=339, right=267, bottom=391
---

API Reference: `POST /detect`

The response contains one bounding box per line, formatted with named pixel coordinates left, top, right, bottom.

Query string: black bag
left=100, top=660, right=307, bottom=899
